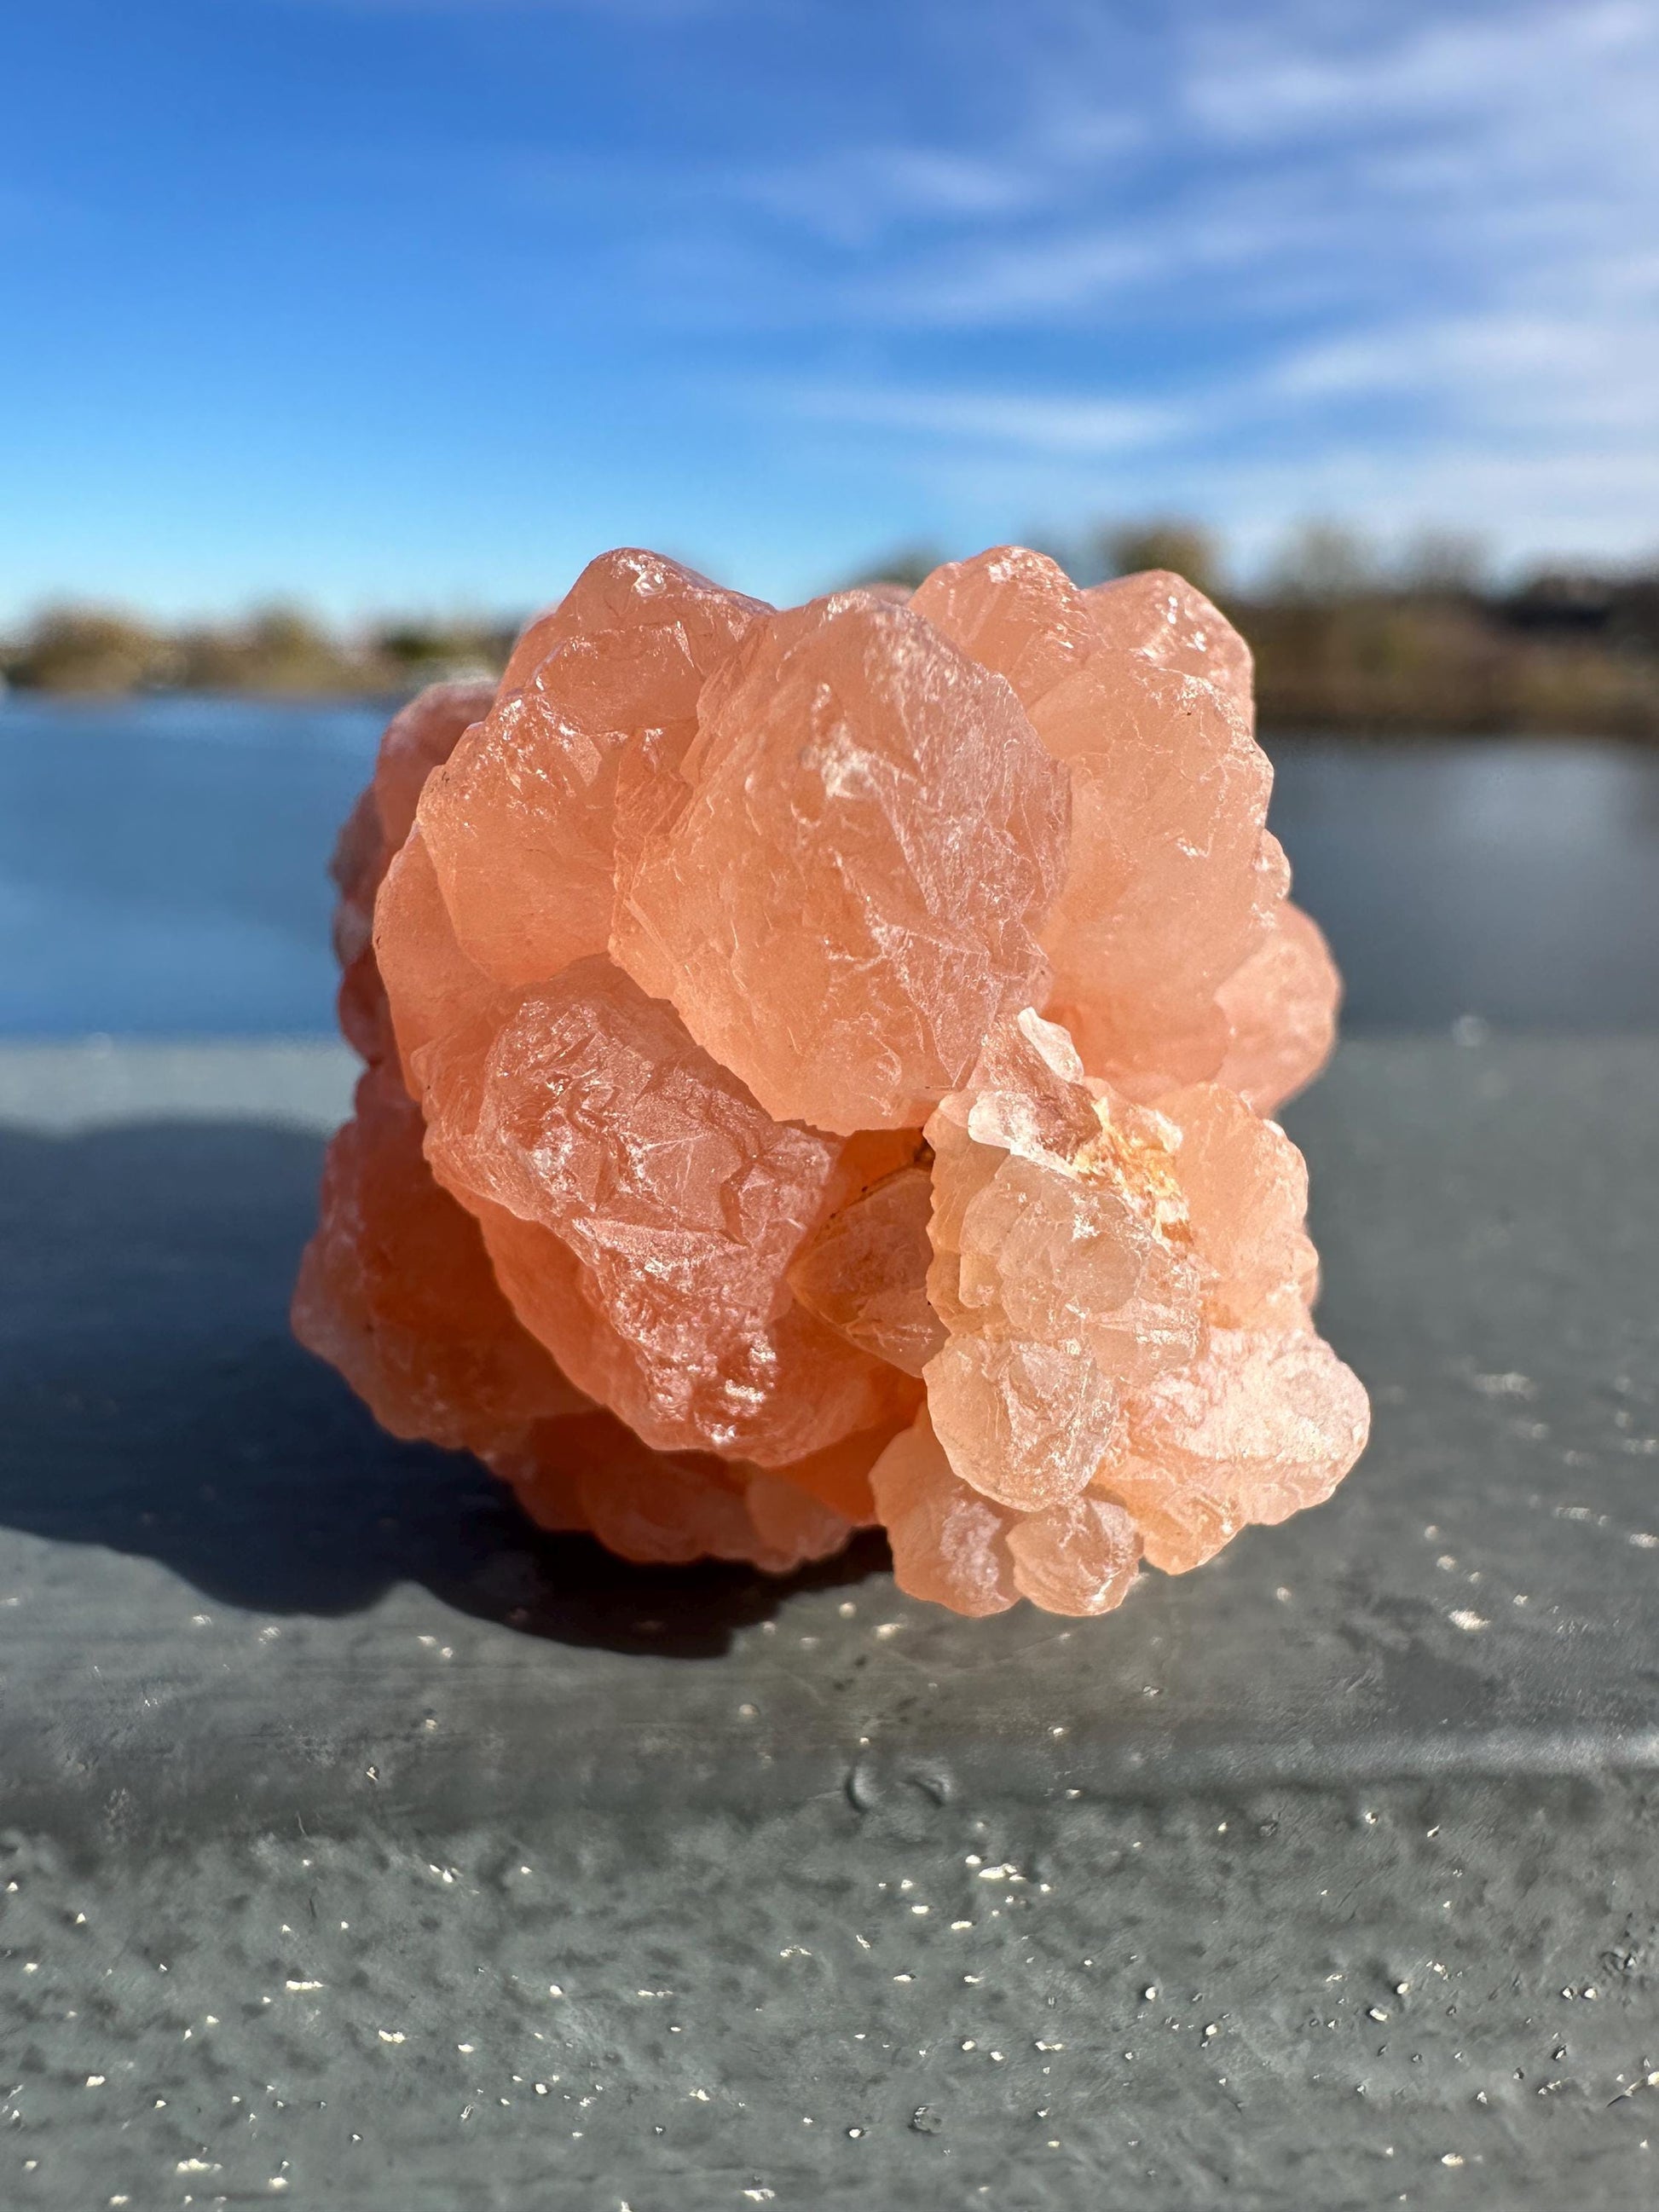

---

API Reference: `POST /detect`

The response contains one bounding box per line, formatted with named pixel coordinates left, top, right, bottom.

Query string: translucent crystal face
left=418, top=551, right=768, bottom=990
left=293, top=545, right=1367, bottom=1616
left=877, top=1011, right=1366, bottom=1610
left=613, top=591, right=1071, bottom=1132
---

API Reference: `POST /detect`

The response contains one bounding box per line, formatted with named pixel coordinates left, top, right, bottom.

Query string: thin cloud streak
left=731, top=0, right=1659, bottom=563
left=1182, top=0, right=1654, bottom=140
left=297, top=0, right=735, bottom=15
left=774, top=384, right=1186, bottom=455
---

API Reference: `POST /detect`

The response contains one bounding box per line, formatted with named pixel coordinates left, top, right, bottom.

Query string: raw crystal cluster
left=294, top=546, right=1369, bottom=1615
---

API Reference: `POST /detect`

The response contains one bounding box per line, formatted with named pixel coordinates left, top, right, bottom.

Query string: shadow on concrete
left=0, top=1120, right=887, bottom=1657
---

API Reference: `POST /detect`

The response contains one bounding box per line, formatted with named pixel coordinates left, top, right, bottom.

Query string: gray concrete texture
left=0, top=1037, right=1656, bottom=2209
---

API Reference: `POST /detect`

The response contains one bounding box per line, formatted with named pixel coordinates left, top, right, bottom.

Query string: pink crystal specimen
left=294, top=545, right=1367, bottom=1615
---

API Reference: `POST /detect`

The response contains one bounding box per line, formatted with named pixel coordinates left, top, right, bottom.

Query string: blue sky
left=3, top=0, right=1657, bottom=621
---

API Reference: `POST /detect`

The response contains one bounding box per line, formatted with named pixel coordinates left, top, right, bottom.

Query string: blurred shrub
left=848, top=546, right=945, bottom=590
left=1238, top=531, right=1659, bottom=737
left=372, top=618, right=519, bottom=681
left=1265, top=520, right=1380, bottom=604
left=1242, top=594, right=1516, bottom=732
left=3, top=602, right=517, bottom=698
left=1101, top=519, right=1223, bottom=598
left=5, top=607, right=166, bottom=694
left=173, top=606, right=363, bottom=695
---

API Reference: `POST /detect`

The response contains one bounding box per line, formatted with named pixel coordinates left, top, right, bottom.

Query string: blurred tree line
left=862, top=520, right=1659, bottom=740
left=7, top=523, right=1659, bottom=736
left=0, top=606, right=518, bottom=700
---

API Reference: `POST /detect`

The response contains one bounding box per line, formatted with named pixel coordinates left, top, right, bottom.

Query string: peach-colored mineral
left=418, top=551, right=766, bottom=990
left=867, top=1007, right=1367, bottom=1608
left=491, top=1409, right=872, bottom=1575
left=614, top=591, right=1070, bottom=1131
left=916, top=550, right=1320, bottom=1102
left=294, top=544, right=1367, bottom=1613
left=413, top=951, right=915, bottom=1465
left=1214, top=899, right=1342, bottom=1117
left=291, top=1058, right=587, bottom=1457
left=329, top=679, right=497, bottom=1066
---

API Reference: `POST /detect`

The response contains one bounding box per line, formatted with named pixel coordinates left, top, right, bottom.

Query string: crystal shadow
left=0, top=1120, right=885, bottom=1657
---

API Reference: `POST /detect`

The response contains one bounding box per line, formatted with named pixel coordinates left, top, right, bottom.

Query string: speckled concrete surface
left=0, top=1038, right=1656, bottom=2209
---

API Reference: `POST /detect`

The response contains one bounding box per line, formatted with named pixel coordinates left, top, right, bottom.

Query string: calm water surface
left=3, top=694, right=1656, bottom=1035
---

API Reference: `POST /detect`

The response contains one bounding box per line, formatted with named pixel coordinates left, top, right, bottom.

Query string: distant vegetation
left=860, top=521, right=1659, bottom=742
left=0, top=606, right=517, bottom=701
left=6, top=521, right=1659, bottom=738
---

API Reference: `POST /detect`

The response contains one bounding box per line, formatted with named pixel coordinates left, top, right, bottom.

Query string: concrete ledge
left=1, top=1037, right=1655, bottom=2208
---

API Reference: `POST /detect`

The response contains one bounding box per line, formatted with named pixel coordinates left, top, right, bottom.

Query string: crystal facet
left=614, top=590, right=1070, bottom=1132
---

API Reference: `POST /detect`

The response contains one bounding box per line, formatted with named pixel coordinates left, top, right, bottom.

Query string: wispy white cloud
left=776, top=383, right=1184, bottom=455
left=214, top=0, right=1659, bottom=569
left=1270, top=306, right=1659, bottom=436
left=721, top=0, right=1659, bottom=563
left=1201, top=440, right=1659, bottom=576
left=1183, top=0, right=1654, bottom=141
left=830, top=419, right=1659, bottom=585
left=291, top=0, right=737, bottom=17
left=735, top=146, right=1054, bottom=246
left=838, top=228, right=1158, bottom=326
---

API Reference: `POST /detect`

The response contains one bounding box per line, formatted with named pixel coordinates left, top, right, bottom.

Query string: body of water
left=3, top=693, right=1656, bottom=1036
left=1, top=695, right=383, bottom=1035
